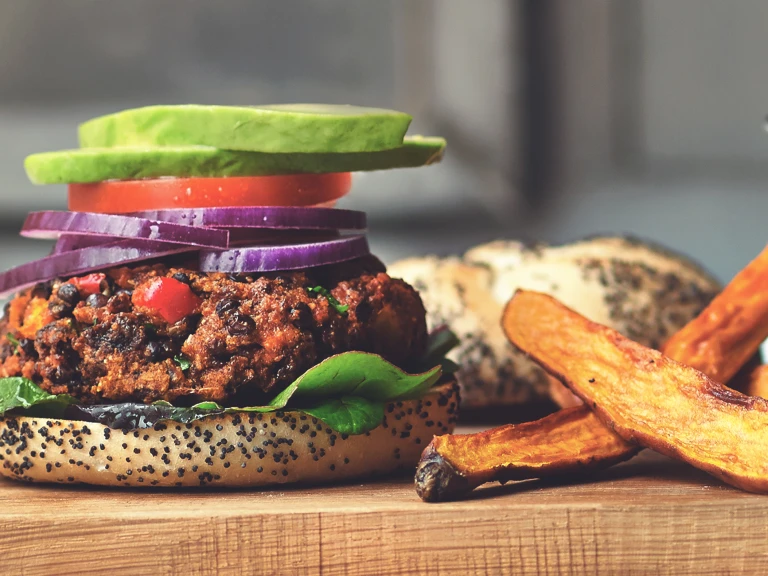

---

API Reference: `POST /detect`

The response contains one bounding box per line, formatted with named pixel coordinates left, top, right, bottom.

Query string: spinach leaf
left=299, top=396, right=383, bottom=436
left=414, top=326, right=460, bottom=373
left=424, top=326, right=460, bottom=365
left=191, top=401, right=223, bottom=411
left=67, top=402, right=223, bottom=430
left=436, top=357, right=460, bottom=375
left=177, top=351, right=442, bottom=420
left=268, top=351, right=441, bottom=408
left=65, top=396, right=383, bottom=435
left=0, top=377, right=78, bottom=418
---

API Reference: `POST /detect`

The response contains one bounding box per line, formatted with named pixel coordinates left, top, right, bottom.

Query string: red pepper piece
left=68, top=273, right=106, bottom=296
left=132, top=277, right=201, bottom=324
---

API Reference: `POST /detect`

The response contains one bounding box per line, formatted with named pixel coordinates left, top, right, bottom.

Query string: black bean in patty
left=172, top=272, right=191, bottom=285
left=18, top=338, right=36, bottom=358
left=215, top=298, right=239, bottom=317
left=225, top=312, right=256, bottom=336
left=144, top=341, right=166, bottom=361
left=289, top=302, right=313, bottom=329
left=56, top=283, right=80, bottom=305
left=86, top=293, right=108, bottom=308
left=48, top=301, right=74, bottom=319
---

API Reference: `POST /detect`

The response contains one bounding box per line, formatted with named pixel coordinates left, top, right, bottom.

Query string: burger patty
left=0, top=255, right=428, bottom=406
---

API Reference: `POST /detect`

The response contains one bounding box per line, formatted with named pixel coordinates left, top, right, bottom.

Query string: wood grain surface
left=1, top=432, right=766, bottom=575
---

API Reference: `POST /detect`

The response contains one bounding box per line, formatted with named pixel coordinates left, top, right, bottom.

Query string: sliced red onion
left=129, top=206, right=366, bottom=231
left=51, top=234, right=113, bottom=255
left=52, top=230, right=340, bottom=254
left=0, top=240, right=194, bottom=298
left=226, top=228, right=340, bottom=246
left=22, top=211, right=229, bottom=248
left=199, top=235, right=369, bottom=273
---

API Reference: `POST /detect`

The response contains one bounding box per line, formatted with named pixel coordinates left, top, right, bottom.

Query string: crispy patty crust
left=0, top=256, right=427, bottom=405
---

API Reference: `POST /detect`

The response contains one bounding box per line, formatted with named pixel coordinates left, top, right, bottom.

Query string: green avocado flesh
left=78, top=104, right=412, bottom=154
left=24, top=137, right=446, bottom=184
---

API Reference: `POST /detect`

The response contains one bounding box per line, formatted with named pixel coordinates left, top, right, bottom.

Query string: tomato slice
left=68, top=174, right=352, bottom=214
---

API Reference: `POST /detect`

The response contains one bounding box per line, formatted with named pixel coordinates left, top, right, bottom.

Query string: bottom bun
left=0, top=382, right=458, bottom=488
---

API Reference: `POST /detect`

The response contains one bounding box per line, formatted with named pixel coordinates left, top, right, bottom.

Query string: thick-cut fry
left=504, top=290, right=768, bottom=493
left=415, top=406, right=636, bottom=501
left=415, top=245, right=768, bottom=502
left=662, top=245, right=768, bottom=384
left=724, top=353, right=763, bottom=395
left=745, top=364, right=768, bottom=400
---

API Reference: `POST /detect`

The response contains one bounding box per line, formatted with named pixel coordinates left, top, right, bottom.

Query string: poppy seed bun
left=0, top=382, right=458, bottom=488
left=390, top=236, right=721, bottom=408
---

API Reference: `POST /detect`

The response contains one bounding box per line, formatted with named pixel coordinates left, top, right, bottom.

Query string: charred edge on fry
left=414, top=444, right=472, bottom=502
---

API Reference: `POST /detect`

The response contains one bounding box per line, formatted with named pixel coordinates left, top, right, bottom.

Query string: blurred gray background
left=1, top=0, right=767, bottom=281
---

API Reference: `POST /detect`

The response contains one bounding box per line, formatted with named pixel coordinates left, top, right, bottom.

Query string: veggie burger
left=0, top=104, right=457, bottom=487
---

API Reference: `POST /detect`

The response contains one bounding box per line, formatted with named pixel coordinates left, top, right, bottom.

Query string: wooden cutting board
left=1, top=433, right=767, bottom=576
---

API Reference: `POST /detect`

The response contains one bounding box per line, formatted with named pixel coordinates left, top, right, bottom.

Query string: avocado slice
left=24, top=137, right=446, bottom=184
left=78, top=104, right=412, bottom=154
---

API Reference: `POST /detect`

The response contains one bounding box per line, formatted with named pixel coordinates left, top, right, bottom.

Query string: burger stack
left=0, top=104, right=456, bottom=488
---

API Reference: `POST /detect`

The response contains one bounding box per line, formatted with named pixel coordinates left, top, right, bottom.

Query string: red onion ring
left=199, top=235, right=370, bottom=273
left=128, top=206, right=366, bottom=231
left=22, top=211, right=229, bottom=248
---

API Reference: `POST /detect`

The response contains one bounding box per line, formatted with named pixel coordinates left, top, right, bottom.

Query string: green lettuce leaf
left=413, top=326, right=460, bottom=374
left=423, top=327, right=460, bottom=367
left=267, top=352, right=441, bottom=408
left=299, top=396, right=383, bottom=436
left=0, top=377, right=78, bottom=417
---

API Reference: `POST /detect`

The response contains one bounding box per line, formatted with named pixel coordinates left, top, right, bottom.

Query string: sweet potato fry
left=504, top=290, right=768, bottom=493
left=416, top=245, right=768, bottom=502
left=415, top=406, right=635, bottom=501
left=723, top=353, right=763, bottom=395
left=745, top=364, right=768, bottom=400
left=662, top=245, right=768, bottom=384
